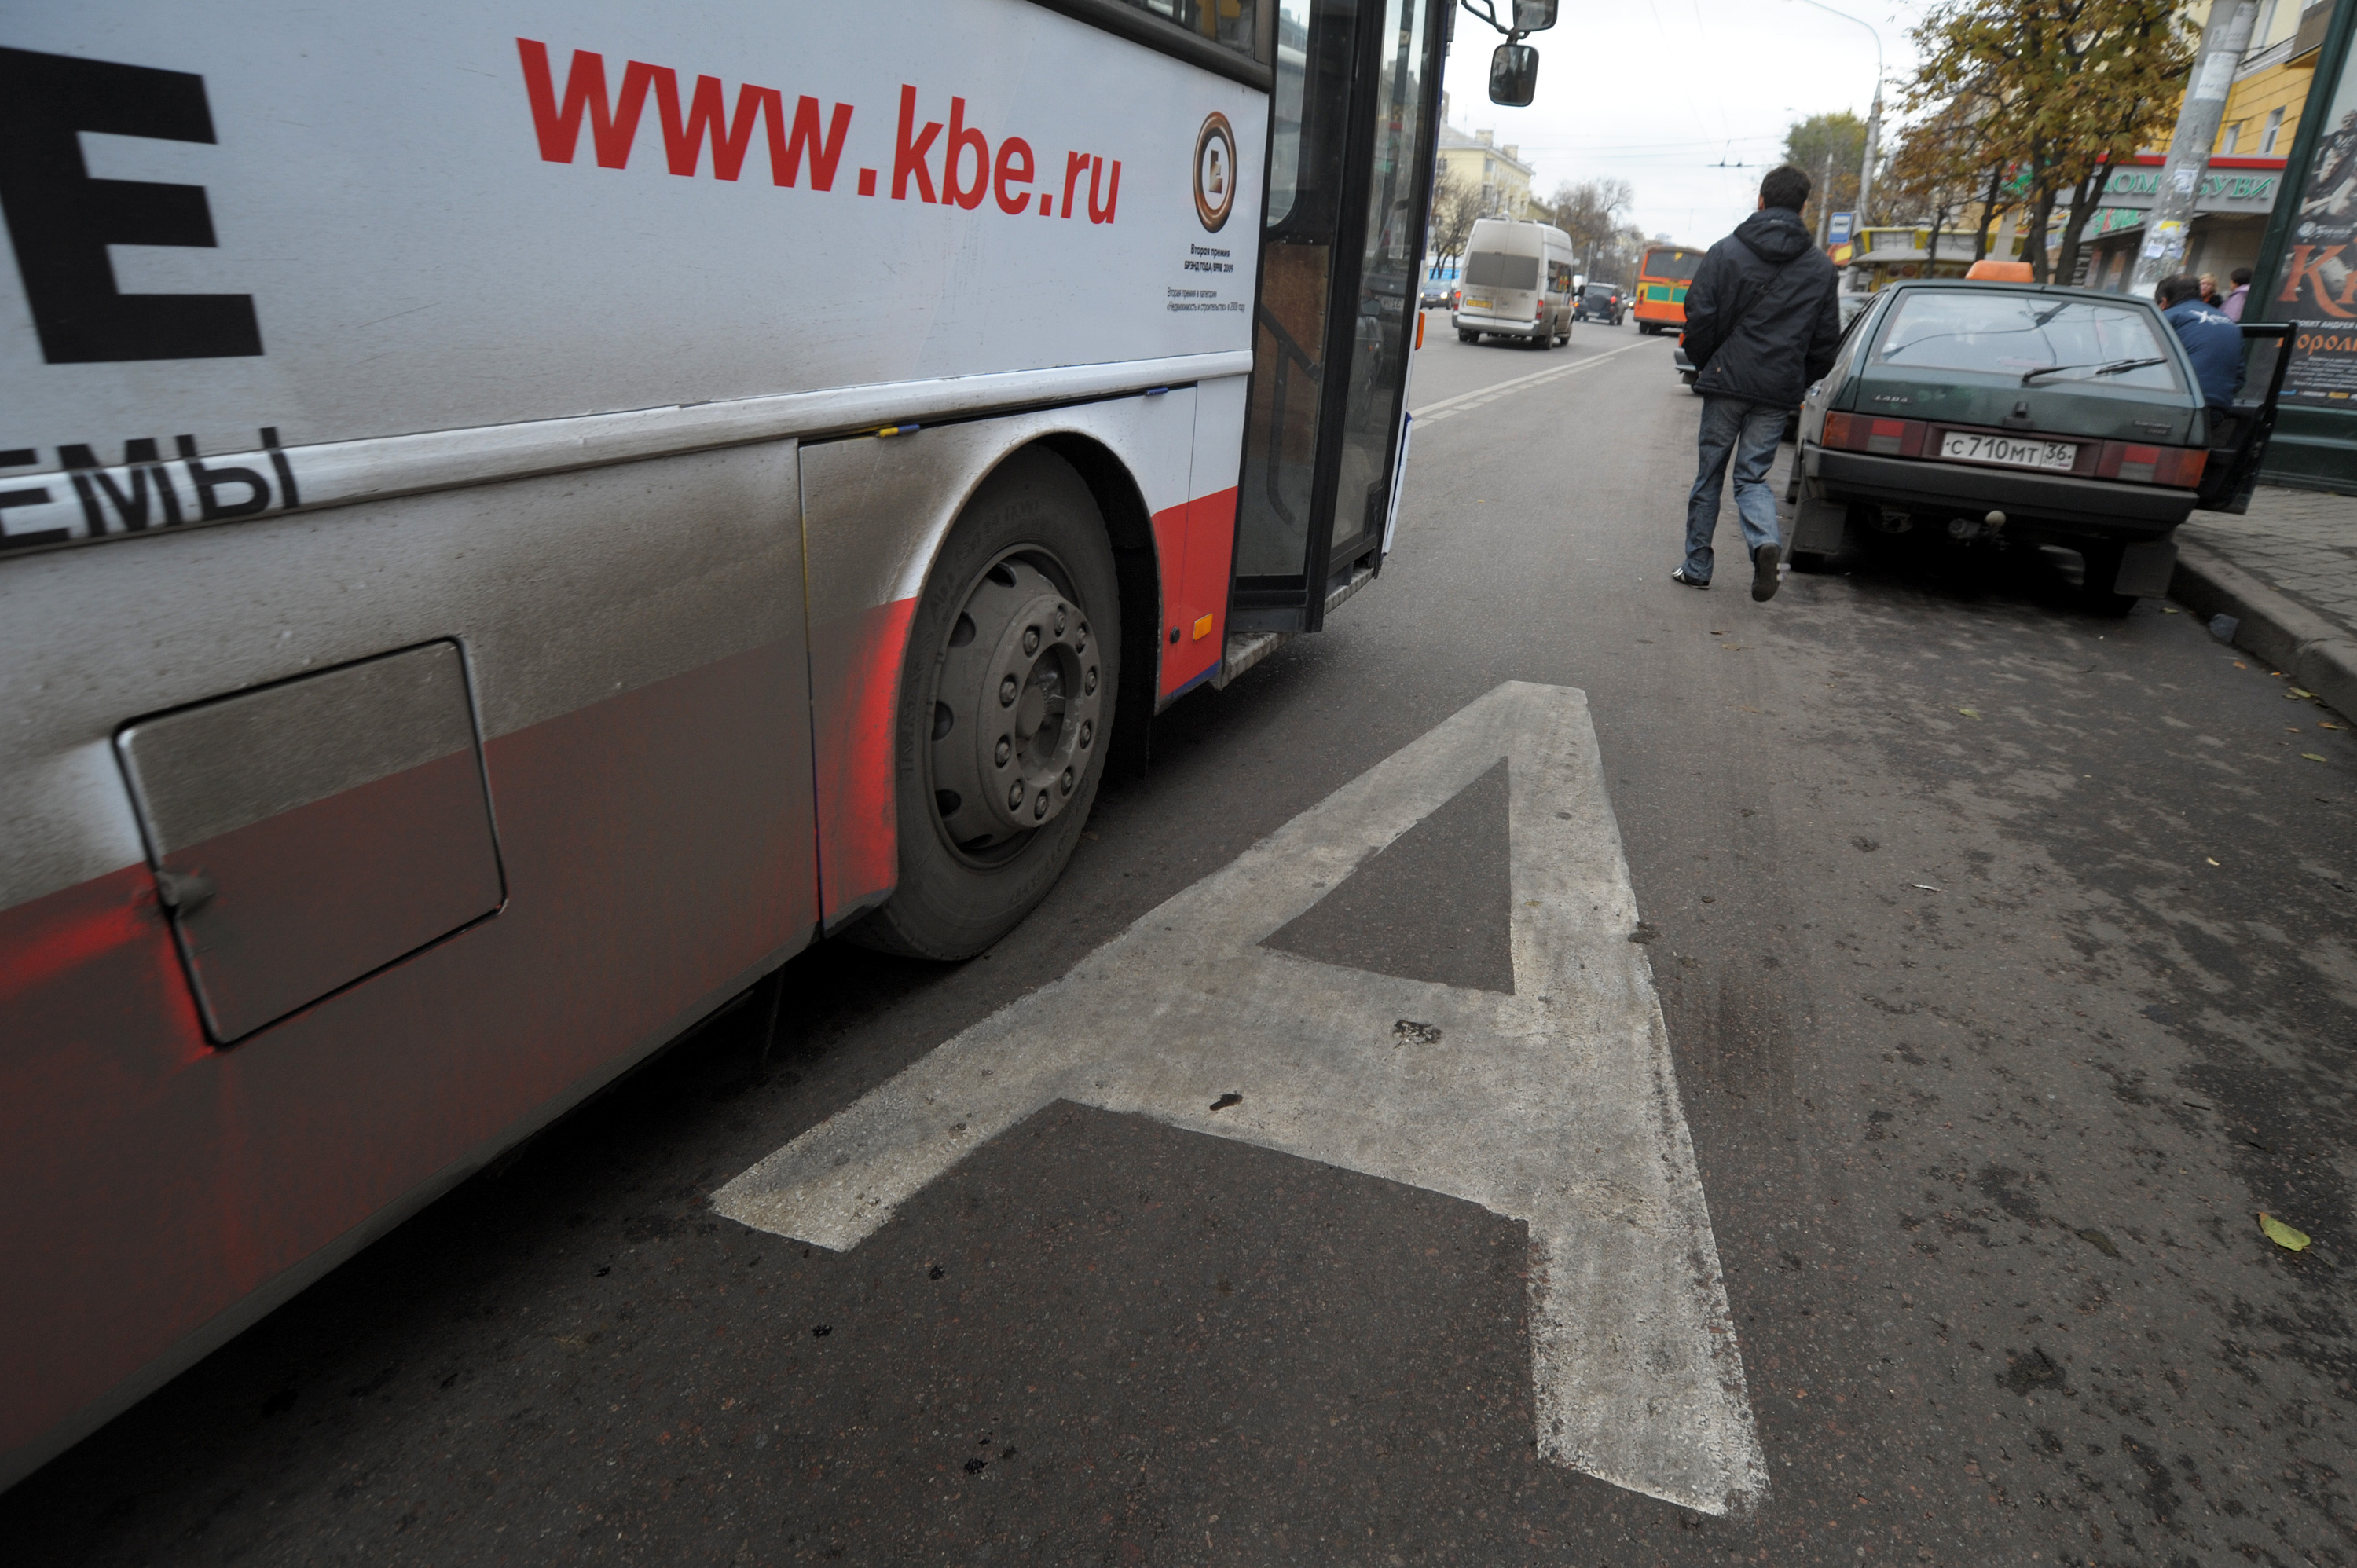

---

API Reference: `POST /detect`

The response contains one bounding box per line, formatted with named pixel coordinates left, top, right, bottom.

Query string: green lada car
left=1786, top=279, right=2291, bottom=614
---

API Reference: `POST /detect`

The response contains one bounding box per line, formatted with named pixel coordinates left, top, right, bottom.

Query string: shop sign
left=2096, top=166, right=2281, bottom=212
left=2271, top=45, right=2357, bottom=403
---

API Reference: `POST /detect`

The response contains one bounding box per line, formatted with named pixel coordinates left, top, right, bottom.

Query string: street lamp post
left=1784, top=0, right=1884, bottom=256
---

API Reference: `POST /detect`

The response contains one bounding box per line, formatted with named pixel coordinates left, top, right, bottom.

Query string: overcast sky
left=1439, top=0, right=1937, bottom=247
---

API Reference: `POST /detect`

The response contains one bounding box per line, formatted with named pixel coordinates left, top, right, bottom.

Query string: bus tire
left=852, top=447, right=1120, bottom=960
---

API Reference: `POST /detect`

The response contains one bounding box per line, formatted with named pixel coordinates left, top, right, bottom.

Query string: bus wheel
left=853, top=449, right=1120, bottom=960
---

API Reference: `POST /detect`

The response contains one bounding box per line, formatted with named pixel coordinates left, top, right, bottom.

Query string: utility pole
left=1857, top=90, right=1882, bottom=235
left=1816, top=148, right=1835, bottom=244
left=2129, top=1, right=2258, bottom=294
left=1783, top=0, right=1885, bottom=275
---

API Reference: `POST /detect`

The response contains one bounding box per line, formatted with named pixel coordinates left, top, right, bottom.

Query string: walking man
left=1672, top=165, right=1844, bottom=602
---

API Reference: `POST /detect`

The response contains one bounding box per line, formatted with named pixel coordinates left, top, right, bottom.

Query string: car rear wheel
left=2075, top=543, right=2139, bottom=618
left=850, top=448, right=1119, bottom=960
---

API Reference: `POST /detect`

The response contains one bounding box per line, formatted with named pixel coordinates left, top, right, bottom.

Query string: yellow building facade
left=2077, top=0, right=2337, bottom=289
left=1435, top=117, right=1537, bottom=222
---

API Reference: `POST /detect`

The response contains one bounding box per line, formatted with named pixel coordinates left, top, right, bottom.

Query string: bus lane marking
left=713, top=681, right=1768, bottom=1517
left=1409, top=335, right=1653, bottom=423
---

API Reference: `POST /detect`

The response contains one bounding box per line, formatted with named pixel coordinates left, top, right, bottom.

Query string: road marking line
left=1409, top=337, right=1655, bottom=421
left=714, top=682, right=1767, bottom=1517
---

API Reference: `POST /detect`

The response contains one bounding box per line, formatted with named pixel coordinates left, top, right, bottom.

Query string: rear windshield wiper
left=2020, top=356, right=2167, bottom=386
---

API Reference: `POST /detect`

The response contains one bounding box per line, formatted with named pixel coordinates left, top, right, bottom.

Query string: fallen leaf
left=2289, top=687, right=2315, bottom=698
left=2162, top=606, right=2180, bottom=614
left=2258, top=1213, right=2311, bottom=1252
left=2206, top=857, right=2220, bottom=866
left=1957, top=708, right=1981, bottom=720
left=2075, top=1228, right=2121, bottom=1258
left=2324, top=722, right=2346, bottom=731
left=2234, top=661, right=2247, bottom=669
left=2303, top=753, right=2328, bottom=763
left=1911, top=883, right=1944, bottom=892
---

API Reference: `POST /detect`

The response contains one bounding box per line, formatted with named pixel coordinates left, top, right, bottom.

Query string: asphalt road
left=9, top=318, right=2356, bottom=1566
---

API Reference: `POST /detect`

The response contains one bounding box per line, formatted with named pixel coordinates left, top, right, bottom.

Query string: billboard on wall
left=2273, top=47, right=2357, bottom=404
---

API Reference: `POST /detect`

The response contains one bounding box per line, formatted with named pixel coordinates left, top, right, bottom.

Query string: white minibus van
left=1452, top=218, right=1576, bottom=348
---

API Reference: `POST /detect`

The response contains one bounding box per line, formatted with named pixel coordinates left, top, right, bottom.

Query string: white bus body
left=0, top=0, right=1449, bottom=1489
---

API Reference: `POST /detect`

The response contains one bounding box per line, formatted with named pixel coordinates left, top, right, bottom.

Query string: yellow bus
left=1633, top=244, right=1704, bottom=335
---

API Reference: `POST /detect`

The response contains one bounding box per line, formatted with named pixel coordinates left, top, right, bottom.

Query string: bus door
left=1228, top=0, right=1447, bottom=633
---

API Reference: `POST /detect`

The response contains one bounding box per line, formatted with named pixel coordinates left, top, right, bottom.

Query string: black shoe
left=1750, top=544, right=1781, bottom=603
left=1670, top=567, right=1709, bottom=589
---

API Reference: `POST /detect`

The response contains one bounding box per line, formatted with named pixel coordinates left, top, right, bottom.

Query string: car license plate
left=1464, top=296, right=1492, bottom=310
left=1938, top=431, right=2077, bottom=471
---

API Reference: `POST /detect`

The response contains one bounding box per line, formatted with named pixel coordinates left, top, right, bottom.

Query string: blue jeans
left=1684, top=397, right=1787, bottom=583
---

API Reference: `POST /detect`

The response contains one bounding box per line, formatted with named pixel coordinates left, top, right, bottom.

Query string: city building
left=1436, top=113, right=1537, bottom=223
left=2080, top=0, right=2330, bottom=289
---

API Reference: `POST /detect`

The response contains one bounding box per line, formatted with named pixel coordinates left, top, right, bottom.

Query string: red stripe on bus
left=810, top=596, right=917, bottom=925
left=0, top=866, right=165, bottom=1008
left=1153, top=486, right=1236, bottom=696
left=0, top=642, right=816, bottom=1471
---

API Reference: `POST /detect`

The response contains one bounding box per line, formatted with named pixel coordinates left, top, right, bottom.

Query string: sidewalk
left=2170, top=485, right=2357, bottom=721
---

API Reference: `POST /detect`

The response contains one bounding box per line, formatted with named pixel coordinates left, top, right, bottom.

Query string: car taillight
left=2095, top=441, right=2205, bottom=487
left=1537, top=302, right=1548, bottom=321
left=1820, top=412, right=1927, bottom=458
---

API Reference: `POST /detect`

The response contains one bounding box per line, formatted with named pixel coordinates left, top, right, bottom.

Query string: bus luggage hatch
left=115, top=640, right=504, bottom=1044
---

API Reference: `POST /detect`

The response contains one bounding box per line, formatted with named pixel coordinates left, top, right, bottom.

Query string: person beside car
left=2157, top=273, right=2244, bottom=412
left=2220, top=266, right=2252, bottom=323
left=1672, top=164, right=1844, bottom=602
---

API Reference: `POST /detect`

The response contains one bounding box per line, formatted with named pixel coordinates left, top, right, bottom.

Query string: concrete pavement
left=2175, top=483, right=2357, bottom=723
left=5, top=322, right=2353, bottom=1568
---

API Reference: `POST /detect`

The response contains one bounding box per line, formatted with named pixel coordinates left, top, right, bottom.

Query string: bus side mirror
left=1489, top=43, right=1538, bottom=105
left=1512, top=0, right=1559, bottom=30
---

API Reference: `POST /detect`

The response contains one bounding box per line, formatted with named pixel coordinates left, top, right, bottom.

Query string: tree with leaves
left=1901, top=0, right=2194, bottom=284
left=1543, top=178, right=1635, bottom=274
left=1885, top=95, right=2001, bottom=268
left=1783, top=112, right=1868, bottom=240
left=1428, top=164, right=1483, bottom=274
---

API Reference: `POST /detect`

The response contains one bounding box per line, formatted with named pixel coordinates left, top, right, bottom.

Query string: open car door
left=2194, top=322, right=2295, bottom=515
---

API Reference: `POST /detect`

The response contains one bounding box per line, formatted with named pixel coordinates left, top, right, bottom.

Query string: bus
left=0, top=0, right=1459, bottom=1488
left=1633, top=243, right=1705, bottom=335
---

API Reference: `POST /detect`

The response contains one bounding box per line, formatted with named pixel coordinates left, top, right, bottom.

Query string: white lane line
left=1410, top=337, right=1656, bottom=422
left=713, top=682, right=1766, bottom=1518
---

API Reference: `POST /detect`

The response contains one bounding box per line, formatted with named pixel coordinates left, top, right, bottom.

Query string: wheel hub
left=926, top=555, right=1101, bottom=855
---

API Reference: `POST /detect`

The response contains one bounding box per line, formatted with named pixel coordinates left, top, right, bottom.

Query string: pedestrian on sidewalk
left=2157, top=273, right=2245, bottom=411
left=1672, top=164, right=1843, bottom=603
left=2220, top=266, right=2252, bottom=322
left=2199, top=272, right=2222, bottom=307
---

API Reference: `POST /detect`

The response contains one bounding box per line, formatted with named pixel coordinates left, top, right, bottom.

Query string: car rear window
left=1643, top=249, right=1700, bottom=281
left=1465, top=251, right=1540, bottom=291
left=1873, top=291, right=2180, bottom=390
left=1584, top=284, right=1614, bottom=301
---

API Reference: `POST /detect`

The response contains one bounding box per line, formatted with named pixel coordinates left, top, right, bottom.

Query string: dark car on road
left=1783, top=279, right=2290, bottom=613
left=1420, top=280, right=1457, bottom=310
left=1573, top=281, right=1624, bottom=324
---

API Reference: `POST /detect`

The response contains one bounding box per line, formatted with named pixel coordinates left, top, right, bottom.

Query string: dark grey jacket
left=1681, top=207, right=1843, bottom=408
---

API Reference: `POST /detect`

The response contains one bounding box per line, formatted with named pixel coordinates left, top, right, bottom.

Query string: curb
left=2169, top=537, right=2357, bottom=722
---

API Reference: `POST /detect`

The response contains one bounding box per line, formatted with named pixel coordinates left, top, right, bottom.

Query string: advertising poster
left=2275, top=44, right=2357, bottom=402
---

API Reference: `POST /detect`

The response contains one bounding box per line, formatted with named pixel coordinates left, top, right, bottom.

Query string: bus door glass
left=1321, top=0, right=1439, bottom=579
left=1230, top=0, right=1442, bottom=632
